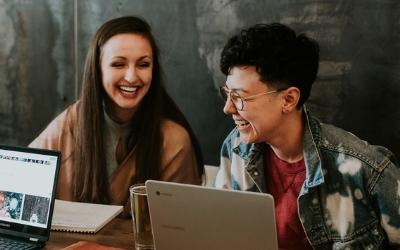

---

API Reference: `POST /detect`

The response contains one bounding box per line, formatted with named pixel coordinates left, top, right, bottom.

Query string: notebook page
left=51, top=199, right=123, bottom=233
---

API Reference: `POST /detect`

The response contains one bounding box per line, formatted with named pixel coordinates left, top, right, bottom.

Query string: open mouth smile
left=119, top=85, right=139, bottom=94
left=234, top=119, right=250, bottom=129
left=117, top=82, right=145, bottom=96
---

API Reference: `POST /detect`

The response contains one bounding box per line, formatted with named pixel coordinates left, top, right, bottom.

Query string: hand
left=62, top=241, right=126, bottom=250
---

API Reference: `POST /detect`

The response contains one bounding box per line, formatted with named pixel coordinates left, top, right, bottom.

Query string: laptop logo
left=155, top=191, right=172, bottom=197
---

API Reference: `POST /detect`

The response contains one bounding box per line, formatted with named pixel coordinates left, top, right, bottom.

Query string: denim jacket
left=215, top=109, right=400, bottom=249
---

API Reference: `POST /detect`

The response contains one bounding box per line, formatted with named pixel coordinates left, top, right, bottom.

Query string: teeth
left=235, top=120, right=249, bottom=127
left=119, top=86, right=138, bottom=92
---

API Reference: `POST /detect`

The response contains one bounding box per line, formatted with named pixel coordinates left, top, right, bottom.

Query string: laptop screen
left=0, top=144, right=60, bottom=241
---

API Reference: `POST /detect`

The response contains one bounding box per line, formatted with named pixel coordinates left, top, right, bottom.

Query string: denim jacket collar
left=232, top=137, right=264, bottom=162
left=302, top=106, right=324, bottom=188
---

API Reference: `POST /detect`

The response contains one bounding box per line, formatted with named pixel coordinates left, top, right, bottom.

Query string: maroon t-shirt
left=265, top=147, right=312, bottom=250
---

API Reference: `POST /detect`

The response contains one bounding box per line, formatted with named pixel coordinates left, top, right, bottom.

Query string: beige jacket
left=30, top=102, right=201, bottom=216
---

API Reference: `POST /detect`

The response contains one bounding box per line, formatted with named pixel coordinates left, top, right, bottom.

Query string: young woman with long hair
left=30, top=16, right=204, bottom=216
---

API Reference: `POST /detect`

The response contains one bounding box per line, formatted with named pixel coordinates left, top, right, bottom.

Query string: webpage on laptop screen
left=0, top=149, right=57, bottom=228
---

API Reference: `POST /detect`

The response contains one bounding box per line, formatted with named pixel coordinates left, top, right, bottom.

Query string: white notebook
left=51, top=199, right=123, bottom=233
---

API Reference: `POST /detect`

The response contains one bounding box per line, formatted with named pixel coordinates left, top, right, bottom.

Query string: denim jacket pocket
left=330, top=221, right=386, bottom=250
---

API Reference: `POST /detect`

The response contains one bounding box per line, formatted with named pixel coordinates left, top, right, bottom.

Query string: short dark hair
left=220, top=23, right=319, bottom=107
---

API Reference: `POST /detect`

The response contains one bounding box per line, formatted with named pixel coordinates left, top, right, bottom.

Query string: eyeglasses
left=219, top=85, right=279, bottom=111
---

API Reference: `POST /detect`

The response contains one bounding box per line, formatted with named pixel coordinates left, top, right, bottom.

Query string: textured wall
left=0, top=0, right=74, bottom=145
left=0, top=0, right=399, bottom=164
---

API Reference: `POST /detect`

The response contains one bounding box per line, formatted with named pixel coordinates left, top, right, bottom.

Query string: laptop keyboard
left=0, top=237, right=38, bottom=250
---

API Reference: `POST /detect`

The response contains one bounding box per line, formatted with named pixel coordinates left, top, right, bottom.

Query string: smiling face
left=101, top=33, right=153, bottom=123
left=223, top=66, right=285, bottom=144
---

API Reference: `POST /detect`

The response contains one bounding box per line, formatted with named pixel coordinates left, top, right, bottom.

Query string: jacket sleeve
left=214, top=128, right=236, bottom=189
left=29, top=104, right=77, bottom=201
left=371, top=156, right=400, bottom=245
left=159, top=120, right=202, bottom=185
left=117, top=120, right=203, bottom=218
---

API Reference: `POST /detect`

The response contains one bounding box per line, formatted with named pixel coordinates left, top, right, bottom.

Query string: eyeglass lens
left=219, top=86, right=244, bottom=110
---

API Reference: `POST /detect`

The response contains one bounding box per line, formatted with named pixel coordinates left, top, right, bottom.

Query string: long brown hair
left=73, top=16, right=204, bottom=203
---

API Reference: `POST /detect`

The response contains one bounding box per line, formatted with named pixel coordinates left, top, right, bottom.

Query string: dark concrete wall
left=0, top=0, right=74, bottom=145
left=1, top=0, right=399, bottom=164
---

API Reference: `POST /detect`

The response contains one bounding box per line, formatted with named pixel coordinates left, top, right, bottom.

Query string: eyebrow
left=109, top=55, right=152, bottom=61
left=224, top=84, right=249, bottom=93
left=110, top=56, right=125, bottom=59
left=138, top=55, right=152, bottom=61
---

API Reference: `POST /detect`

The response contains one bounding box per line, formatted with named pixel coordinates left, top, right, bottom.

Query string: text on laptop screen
left=0, top=149, right=58, bottom=229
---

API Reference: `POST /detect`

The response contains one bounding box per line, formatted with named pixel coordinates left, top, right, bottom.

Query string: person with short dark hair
left=30, top=16, right=204, bottom=217
left=215, top=23, right=400, bottom=249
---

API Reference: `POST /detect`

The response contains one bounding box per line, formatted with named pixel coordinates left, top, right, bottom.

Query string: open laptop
left=0, top=144, right=60, bottom=249
left=145, top=180, right=278, bottom=250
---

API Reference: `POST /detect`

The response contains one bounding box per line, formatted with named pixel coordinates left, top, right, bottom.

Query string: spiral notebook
left=51, top=199, right=123, bottom=233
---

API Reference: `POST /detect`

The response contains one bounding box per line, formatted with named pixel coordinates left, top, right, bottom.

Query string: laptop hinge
left=29, top=237, right=39, bottom=242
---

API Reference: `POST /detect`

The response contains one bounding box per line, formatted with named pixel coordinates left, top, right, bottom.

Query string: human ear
left=282, top=87, right=300, bottom=113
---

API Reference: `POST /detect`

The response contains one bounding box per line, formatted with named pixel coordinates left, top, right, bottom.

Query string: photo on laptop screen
left=0, top=144, right=60, bottom=249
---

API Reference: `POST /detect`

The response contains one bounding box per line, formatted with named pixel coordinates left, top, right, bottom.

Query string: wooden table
left=44, top=218, right=134, bottom=249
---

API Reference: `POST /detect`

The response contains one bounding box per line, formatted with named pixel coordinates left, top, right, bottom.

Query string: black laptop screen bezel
left=0, top=144, right=61, bottom=242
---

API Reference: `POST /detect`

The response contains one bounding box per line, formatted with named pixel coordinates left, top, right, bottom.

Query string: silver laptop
left=146, top=180, right=278, bottom=250
left=0, top=144, right=60, bottom=249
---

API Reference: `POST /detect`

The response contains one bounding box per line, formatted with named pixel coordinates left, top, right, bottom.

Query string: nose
left=223, top=96, right=237, bottom=115
left=124, top=66, right=138, bottom=83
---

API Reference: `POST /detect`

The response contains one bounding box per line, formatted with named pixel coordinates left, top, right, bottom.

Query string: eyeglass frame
left=219, top=85, right=285, bottom=111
